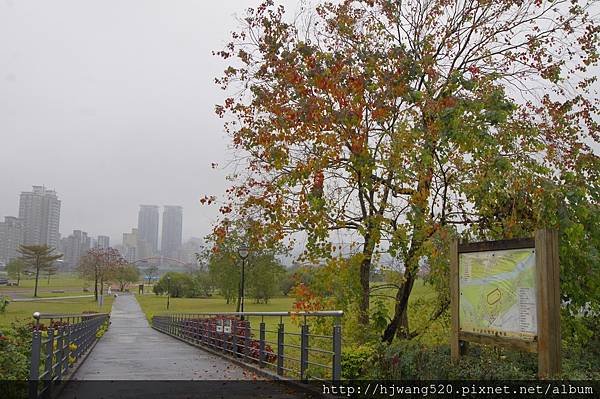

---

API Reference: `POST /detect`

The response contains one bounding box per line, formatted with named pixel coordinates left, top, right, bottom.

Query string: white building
left=18, top=186, right=61, bottom=249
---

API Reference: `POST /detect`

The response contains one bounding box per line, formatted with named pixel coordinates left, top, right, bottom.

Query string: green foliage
left=341, top=343, right=381, bottom=380
left=246, top=252, right=285, bottom=303
left=191, top=270, right=213, bottom=297
left=95, top=319, right=109, bottom=339
left=153, top=272, right=195, bottom=298
left=6, top=259, right=26, bottom=285
left=207, top=250, right=239, bottom=304
left=143, top=265, right=159, bottom=284
left=18, top=245, right=63, bottom=297
left=0, top=321, right=31, bottom=380
left=111, top=264, right=140, bottom=291
left=0, top=296, right=9, bottom=314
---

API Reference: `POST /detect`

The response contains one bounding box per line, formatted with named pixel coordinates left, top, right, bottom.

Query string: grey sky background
left=0, top=0, right=296, bottom=244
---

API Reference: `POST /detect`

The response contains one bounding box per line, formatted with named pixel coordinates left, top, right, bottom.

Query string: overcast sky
left=0, top=0, right=297, bottom=244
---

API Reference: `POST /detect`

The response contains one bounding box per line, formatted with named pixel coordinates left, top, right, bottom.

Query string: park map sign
left=450, top=230, right=561, bottom=378
left=459, top=248, right=537, bottom=340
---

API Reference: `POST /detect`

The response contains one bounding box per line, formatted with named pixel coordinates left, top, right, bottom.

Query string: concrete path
left=70, top=294, right=252, bottom=380
left=59, top=295, right=311, bottom=398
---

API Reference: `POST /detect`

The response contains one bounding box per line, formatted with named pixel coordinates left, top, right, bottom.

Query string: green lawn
left=135, top=294, right=296, bottom=321
left=0, top=273, right=94, bottom=299
left=0, top=296, right=114, bottom=329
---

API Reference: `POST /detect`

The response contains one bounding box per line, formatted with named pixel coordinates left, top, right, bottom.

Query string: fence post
left=43, top=328, right=54, bottom=399
left=29, top=330, right=41, bottom=399
left=259, top=321, right=266, bottom=367
left=55, top=326, right=64, bottom=382
left=332, top=324, right=342, bottom=382
left=277, top=321, right=284, bottom=376
left=300, top=323, right=309, bottom=381
left=244, top=319, right=251, bottom=359
left=63, top=325, right=71, bottom=374
left=232, top=321, right=237, bottom=355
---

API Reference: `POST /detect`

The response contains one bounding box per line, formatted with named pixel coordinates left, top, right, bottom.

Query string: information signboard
left=459, top=248, right=537, bottom=340
left=450, top=230, right=561, bottom=378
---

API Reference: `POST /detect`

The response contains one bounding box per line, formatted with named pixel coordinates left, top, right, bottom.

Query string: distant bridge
left=132, top=256, right=191, bottom=266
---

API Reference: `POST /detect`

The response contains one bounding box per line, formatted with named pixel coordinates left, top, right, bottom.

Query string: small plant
left=0, top=296, right=9, bottom=313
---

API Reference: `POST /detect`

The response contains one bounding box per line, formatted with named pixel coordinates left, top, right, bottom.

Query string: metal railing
left=29, top=312, right=110, bottom=399
left=152, top=311, right=342, bottom=381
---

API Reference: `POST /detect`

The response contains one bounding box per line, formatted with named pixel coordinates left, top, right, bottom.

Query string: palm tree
left=18, top=245, right=63, bottom=297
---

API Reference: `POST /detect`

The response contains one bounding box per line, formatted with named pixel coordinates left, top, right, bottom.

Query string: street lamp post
left=166, top=276, right=171, bottom=310
left=237, top=245, right=249, bottom=320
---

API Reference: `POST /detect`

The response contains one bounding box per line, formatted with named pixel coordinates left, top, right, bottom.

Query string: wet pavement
left=59, top=295, right=310, bottom=398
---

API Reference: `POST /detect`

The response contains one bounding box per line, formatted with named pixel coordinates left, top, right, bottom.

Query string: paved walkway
left=59, top=295, right=309, bottom=398
left=70, top=294, right=253, bottom=380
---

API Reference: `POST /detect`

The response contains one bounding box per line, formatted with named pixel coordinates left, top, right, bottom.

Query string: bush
left=153, top=272, right=195, bottom=298
left=0, top=296, right=9, bottom=313
left=341, top=343, right=380, bottom=380
left=0, top=322, right=31, bottom=381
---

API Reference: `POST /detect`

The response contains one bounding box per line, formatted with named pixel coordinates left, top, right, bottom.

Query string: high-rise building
left=18, top=186, right=61, bottom=249
left=122, top=228, right=139, bottom=263
left=96, top=235, right=110, bottom=249
left=60, top=230, right=90, bottom=270
left=138, top=205, right=159, bottom=255
left=0, top=216, right=24, bottom=264
left=161, top=205, right=182, bottom=259
left=178, top=237, right=203, bottom=264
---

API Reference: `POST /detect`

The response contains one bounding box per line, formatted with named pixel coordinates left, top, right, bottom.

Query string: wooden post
left=535, top=229, right=561, bottom=378
left=450, top=238, right=461, bottom=363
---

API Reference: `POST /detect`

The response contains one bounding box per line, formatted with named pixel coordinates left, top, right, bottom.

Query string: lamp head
left=238, top=245, right=249, bottom=259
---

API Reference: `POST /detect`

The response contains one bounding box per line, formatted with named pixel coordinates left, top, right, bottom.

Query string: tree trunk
left=34, top=262, right=40, bottom=297
left=358, top=235, right=374, bottom=327
left=94, top=270, right=99, bottom=301
left=382, top=270, right=416, bottom=342
left=382, top=137, right=434, bottom=343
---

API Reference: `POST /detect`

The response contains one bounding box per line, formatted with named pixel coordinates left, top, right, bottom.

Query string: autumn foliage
left=211, top=1, right=599, bottom=342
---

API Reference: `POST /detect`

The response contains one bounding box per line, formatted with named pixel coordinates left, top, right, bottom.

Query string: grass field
left=0, top=296, right=114, bottom=329
left=0, top=273, right=95, bottom=299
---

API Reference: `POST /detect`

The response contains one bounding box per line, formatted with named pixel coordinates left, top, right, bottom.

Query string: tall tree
left=44, top=265, right=58, bottom=285
left=144, top=264, right=159, bottom=284
left=212, top=0, right=599, bottom=341
left=246, top=252, right=286, bottom=304
left=112, top=264, right=140, bottom=291
left=6, top=258, right=26, bottom=286
left=18, top=245, right=62, bottom=297
left=77, top=247, right=126, bottom=300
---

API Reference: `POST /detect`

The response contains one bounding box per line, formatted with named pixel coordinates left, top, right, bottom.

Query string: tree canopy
left=18, top=245, right=62, bottom=297
left=211, top=0, right=599, bottom=342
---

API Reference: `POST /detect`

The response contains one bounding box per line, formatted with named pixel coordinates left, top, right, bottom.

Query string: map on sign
left=459, top=248, right=537, bottom=340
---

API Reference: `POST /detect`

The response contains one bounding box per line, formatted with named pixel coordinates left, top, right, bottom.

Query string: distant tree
left=206, top=250, right=239, bottom=304
left=6, top=259, right=26, bottom=286
left=112, top=264, right=140, bottom=291
left=144, top=265, right=159, bottom=284
left=152, top=272, right=194, bottom=298
left=192, top=269, right=213, bottom=297
left=77, top=247, right=126, bottom=300
left=44, top=265, right=58, bottom=285
left=247, top=253, right=285, bottom=304
left=18, top=245, right=62, bottom=297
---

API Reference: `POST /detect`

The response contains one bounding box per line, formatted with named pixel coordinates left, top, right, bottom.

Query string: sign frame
left=450, top=229, right=561, bottom=378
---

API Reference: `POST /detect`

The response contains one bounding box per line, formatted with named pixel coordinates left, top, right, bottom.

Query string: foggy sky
left=0, top=1, right=296, bottom=244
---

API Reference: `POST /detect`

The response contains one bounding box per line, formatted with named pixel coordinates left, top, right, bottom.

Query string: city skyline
left=0, top=1, right=292, bottom=243
left=0, top=185, right=194, bottom=257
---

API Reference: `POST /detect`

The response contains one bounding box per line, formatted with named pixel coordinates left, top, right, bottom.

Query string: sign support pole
left=535, top=229, right=561, bottom=378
